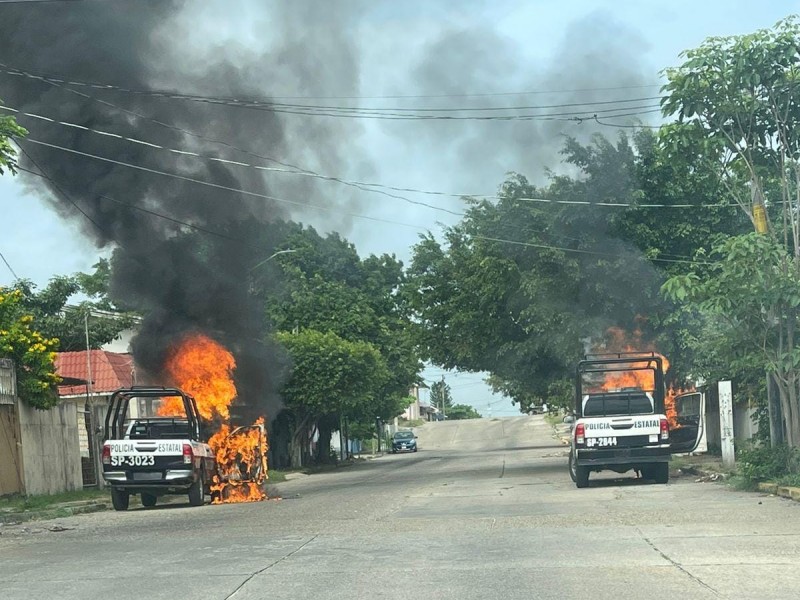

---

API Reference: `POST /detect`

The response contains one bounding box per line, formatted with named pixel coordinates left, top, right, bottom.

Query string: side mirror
left=414, top=435, right=418, bottom=439
left=563, top=415, right=575, bottom=424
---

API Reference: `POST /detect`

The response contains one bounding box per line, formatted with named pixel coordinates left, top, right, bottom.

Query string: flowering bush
left=0, top=288, right=60, bottom=409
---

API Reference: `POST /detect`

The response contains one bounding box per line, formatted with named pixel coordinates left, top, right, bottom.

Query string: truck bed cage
left=575, top=354, right=665, bottom=417
left=104, top=387, right=203, bottom=442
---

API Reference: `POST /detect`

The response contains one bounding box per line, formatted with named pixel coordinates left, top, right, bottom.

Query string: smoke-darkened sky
left=0, top=0, right=796, bottom=414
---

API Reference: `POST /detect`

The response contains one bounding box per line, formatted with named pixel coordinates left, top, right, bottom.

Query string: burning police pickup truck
left=567, top=352, right=702, bottom=488
left=102, top=386, right=268, bottom=510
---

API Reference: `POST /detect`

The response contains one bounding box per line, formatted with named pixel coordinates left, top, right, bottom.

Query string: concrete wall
left=17, top=400, right=82, bottom=495
left=0, top=405, right=23, bottom=496
left=734, top=404, right=759, bottom=441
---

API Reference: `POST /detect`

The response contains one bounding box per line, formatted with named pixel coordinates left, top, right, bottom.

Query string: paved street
left=2, top=415, right=799, bottom=599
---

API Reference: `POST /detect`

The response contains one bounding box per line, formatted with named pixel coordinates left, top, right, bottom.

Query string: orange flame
left=157, top=333, right=237, bottom=421
left=156, top=333, right=270, bottom=504
left=209, top=417, right=269, bottom=504
left=593, top=327, right=684, bottom=429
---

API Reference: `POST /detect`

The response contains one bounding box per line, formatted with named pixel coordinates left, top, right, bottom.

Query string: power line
left=23, top=137, right=429, bottom=231
left=2, top=104, right=736, bottom=211
left=14, top=141, right=109, bottom=237
left=0, top=249, right=19, bottom=280
left=0, top=64, right=662, bottom=121
left=0, top=104, right=466, bottom=218
left=19, top=139, right=716, bottom=266
left=262, top=83, right=664, bottom=102
left=0, top=0, right=89, bottom=4
left=0, top=64, right=664, bottom=113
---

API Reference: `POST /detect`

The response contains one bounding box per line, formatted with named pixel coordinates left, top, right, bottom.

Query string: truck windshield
left=583, top=392, right=654, bottom=417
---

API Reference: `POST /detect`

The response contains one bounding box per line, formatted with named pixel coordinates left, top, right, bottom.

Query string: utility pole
left=441, top=375, right=447, bottom=420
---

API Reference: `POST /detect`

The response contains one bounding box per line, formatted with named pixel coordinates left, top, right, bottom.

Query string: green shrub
left=737, top=443, right=799, bottom=483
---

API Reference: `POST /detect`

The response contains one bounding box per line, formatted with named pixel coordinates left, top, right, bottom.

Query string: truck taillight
left=183, top=443, right=193, bottom=465
left=575, top=423, right=585, bottom=445
left=102, top=444, right=111, bottom=465
left=660, top=418, right=669, bottom=441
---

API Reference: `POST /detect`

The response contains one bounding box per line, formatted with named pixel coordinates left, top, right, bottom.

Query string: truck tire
left=575, top=465, right=590, bottom=488
left=141, top=492, right=157, bottom=508
left=111, top=488, right=130, bottom=511
left=568, top=450, right=577, bottom=483
left=654, top=462, right=669, bottom=484
left=188, top=471, right=204, bottom=507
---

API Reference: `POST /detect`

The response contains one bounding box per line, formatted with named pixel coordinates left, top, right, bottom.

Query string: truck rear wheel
left=188, top=471, right=204, bottom=506
left=575, top=465, right=590, bottom=488
left=654, top=462, right=669, bottom=484
left=111, top=488, right=130, bottom=511
left=568, top=450, right=577, bottom=482
left=141, top=492, right=157, bottom=508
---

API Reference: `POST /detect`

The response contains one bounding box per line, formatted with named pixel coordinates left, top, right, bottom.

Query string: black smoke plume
left=0, top=1, right=365, bottom=422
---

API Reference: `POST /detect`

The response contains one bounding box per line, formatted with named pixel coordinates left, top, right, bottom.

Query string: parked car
left=391, top=430, right=418, bottom=453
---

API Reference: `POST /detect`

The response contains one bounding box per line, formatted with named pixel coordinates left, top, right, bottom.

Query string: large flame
left=208, top=417, right=269, bottom=504
left=157, top=333, right=236, bottom=421
left=594, top=327, right=689, bottom=429
left=156, top=333, right=270, bottom=504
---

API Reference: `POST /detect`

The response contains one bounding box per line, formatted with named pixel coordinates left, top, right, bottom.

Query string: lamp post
left=249, top=249, right=296, bottom=272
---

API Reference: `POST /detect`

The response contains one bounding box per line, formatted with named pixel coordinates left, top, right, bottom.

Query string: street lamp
left=249, top=249, right=296, bottom=272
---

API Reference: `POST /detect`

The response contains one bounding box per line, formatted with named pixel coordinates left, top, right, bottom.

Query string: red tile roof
left=56, top=350, right=134, bottom=396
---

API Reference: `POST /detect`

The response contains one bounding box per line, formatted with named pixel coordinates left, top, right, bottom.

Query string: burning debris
left=156, top=333, right=270, bottom=504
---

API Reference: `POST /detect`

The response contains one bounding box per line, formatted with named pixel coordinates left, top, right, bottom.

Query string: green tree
left=660, top=16, right=800, bottom=445
left=263, top=224, right=422, bottom=424
left=0, top=288, right=60, bottom=409
left=663, top=234, right=800, bottom=445
left=446, top=403, right=482, bottom=420
left=12, top=260, right=137, bottom=351
left=276, top=329, right=389, bottom=466
left=0, top=105, right=26, bottom=175
left=429, top=379, right=453, bottom=414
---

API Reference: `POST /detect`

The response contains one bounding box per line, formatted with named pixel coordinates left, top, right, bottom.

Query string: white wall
left=17, top=400, right=82, bottom=495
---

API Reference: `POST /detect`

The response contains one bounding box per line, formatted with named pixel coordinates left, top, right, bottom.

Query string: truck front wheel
left=111, top=488, right=130, bottom=511
left=654, top=462, right=669, bottom=484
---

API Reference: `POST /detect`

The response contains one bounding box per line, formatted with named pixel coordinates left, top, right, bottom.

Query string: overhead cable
left=3, top=105, right=736, bottom=210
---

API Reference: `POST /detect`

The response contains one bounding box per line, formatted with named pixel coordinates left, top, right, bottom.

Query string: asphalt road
left=2, top=415, right=800, bottom=600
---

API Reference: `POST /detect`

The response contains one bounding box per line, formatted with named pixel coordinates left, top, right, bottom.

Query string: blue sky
left=1, top=0, right=798, bottom=417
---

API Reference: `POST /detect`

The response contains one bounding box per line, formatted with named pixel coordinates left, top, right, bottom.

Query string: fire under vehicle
left=568, top=353, right=703, bottom=489
left=101, top=386, right=267, bottom=510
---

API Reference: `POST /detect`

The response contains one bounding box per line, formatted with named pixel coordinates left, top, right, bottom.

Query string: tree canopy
left=11, top=260, right=137, bottom=351
left=0, top=288, right=60, bottom=409
left=0, top=105, right=26, bottom=176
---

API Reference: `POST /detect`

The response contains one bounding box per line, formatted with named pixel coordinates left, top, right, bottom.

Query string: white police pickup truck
left=101, top=387, right=216, bottom=510
left=568, top=389, right=671, bottom=487
left=567, top=353, right=701, bottom=489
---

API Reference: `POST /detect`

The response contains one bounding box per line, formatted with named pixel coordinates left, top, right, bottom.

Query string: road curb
left=758, top=482, right=800, bottom=502
left=0, top=502, right=108, bottom=525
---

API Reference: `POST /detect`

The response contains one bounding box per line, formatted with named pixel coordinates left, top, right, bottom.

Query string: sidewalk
left=1, top=498, right=109, bottom=525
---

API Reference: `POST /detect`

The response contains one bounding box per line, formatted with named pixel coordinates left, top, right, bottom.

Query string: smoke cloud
left=0, top=0, right=368, bottom=421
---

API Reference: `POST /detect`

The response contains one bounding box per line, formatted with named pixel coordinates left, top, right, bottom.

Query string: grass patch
left=0, top=488, right=109, bottom=513
left=777, top=473, right=800, bottom=487
left=266, top=470, right=288, bottom=483
left=398, top=419, right=425, bottom=428
left=727, top=475, right=759, bottom=491
left=544, top=413, right=562, bottom=427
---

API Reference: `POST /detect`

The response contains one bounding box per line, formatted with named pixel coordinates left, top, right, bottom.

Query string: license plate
left=586, top=437, right=617, bottom=448
left=110, top=454, right=156, bottom=467
left=132, top=471, right=162, bottom=481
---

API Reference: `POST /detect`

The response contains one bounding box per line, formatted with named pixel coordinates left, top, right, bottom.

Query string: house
left=55, top=350, right=135, bottom=487
left=402, top=383, right=429, bottom=421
